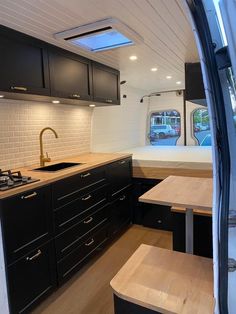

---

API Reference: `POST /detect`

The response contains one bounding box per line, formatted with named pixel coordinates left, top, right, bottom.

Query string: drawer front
left=109, top=188, right=132, bottom=237
left=106, top=158, right=132, bottom=198
left=8, top=241, right=56, bottom=314
left=55, top=204, right=109, bottom=259
left=142, top=204, right=173, bottom=231
left=57, top=225, right=108, bottom=283
left=52, top=166, right=107, bottom=208
left=1, top=185, right=53, bottom=265
left=54, top=185, right=108, bottom=233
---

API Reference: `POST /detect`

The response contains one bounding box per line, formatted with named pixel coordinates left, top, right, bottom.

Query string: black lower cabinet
left=172, top=212, right=213, bottom=258
left=108, top=188, right=132, bottom=238
left=57, top=224, right=109, bottom=284
left=7, top=241, right=56, bottom=314
left=113, top=294, right=160, bottom=314
left=142, top=203, right=172, bottom=231
left=2, top=158, right=133, bottom=313
left=133, top=178, right=172, bottom=231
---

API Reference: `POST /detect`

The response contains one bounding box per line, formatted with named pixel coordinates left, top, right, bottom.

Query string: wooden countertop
left=110, top=244, right=214, bottom=314
left=139, top=176, right=212, bottom=211
left=0, top=152, right=132, bottom=199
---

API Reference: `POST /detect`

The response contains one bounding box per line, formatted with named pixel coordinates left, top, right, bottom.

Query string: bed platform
left=120, top=146, right=213, bottom=179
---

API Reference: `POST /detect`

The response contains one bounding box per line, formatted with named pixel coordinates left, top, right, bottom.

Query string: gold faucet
left=39, top=127, right=58, bottom=167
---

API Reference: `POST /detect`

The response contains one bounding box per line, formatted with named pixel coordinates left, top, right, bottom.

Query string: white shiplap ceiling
left=0, top=0, right=199, bottom=92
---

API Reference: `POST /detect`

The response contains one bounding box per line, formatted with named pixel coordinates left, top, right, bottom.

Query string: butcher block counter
left=0, top=152, right=132, bottom=199
left=110, top=244, right=214, bottom=314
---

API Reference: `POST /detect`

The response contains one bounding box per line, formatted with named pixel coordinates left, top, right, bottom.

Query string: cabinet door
left=185, top=63, right=205, bottom=102
left=1, top=186, right=53, bottom=265
left=49, top=48, right=92, bottom=100
left=0, top=26, right=50, bottom=95
left=109, top=189, right=132, bottom=237
left=92, top=62, right=120, bottom=105
left=7, top=241, right=56, bottom=314
left=107, top=158, right=132, bottom=198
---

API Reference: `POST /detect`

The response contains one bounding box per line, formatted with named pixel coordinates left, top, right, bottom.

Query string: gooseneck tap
left=39, top=127, right=58, bottom=167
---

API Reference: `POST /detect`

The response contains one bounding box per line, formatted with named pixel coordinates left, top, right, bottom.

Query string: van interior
left=0, top=0, right=235, bottom=313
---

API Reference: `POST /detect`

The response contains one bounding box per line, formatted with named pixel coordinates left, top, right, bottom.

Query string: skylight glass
left=68, top=29, right=133, bottom=52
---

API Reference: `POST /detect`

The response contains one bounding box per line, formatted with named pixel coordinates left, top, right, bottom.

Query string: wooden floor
left=32, top=225, right=172, bottom=314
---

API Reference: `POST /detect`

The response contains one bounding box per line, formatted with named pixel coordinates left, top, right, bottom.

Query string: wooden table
left=110, top=244, right=214, bottom=314
left=139, top=176, right=213, bottom=254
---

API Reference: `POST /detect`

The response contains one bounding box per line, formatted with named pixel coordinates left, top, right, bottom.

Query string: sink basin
left=33, top=162, right=83, bottom=172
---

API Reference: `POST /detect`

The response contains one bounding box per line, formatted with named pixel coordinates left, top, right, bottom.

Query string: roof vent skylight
left=54, top=18, right=143, bottom=52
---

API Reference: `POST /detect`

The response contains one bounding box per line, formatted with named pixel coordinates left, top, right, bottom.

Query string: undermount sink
left=33, top=162, right=83, bottom=172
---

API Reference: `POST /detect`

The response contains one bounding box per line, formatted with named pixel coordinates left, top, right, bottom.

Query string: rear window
left=149, top=110, right=181, bottom=146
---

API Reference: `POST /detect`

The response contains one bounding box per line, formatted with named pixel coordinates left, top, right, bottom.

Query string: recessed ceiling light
left=89, top=104, right=96, bottom=107
left=0, top=95, right=4, bottom=98
left=151, top=68, right=158, bottom=72
left=52, top=100, right=60, bottom=104
left=176, top=81, right=182, bottom=85
left=166, top=75, right=172, bottom=79
left=129, top=55, right=137, bottom=61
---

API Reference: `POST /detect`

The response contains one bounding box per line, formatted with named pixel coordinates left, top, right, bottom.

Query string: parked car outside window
left=149, top=110, right=181, bottom=146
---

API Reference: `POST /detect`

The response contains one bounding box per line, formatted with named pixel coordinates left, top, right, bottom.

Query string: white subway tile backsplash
left=0, top=99, right=92, bottom=170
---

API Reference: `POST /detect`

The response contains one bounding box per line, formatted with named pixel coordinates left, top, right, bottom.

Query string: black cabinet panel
left=49, top=48, right=92, bottom=100
left=52, top=166, right=107, bottom=209
left=55, top=204, right=109, bottom=260
left=0, top=26, right=50, bottom=95
left=185, top=62, right=205, bottom=103
left=107, top=158, right=132, bottom=198
left=108, top=188, right=132, bottom=237
left=132, top=178, right=172, bottom=231
left=172, top=212, right=213, bottom=258
left=114, top=294, right=160, bottom=314
left=57, top=225, right=108, bottom=283
left=1, top=186, right=53, bottom=265
left=92, top=62, right=120, bottom=105
left=142, top=203, right=172, bottom=231
left=8, top=241, right=56, bottom=314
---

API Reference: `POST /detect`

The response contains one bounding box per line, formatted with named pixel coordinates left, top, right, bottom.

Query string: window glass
left=149, top=110, right=180, bottom=146
left=193, top=108, right=211, bottom=146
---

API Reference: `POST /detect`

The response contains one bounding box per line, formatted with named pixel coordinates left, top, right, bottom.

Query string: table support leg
left=185, top=208, right=194, bottom=254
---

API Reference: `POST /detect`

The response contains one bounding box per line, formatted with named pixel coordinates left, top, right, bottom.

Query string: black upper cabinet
left=92, top=62, right=120, bottom=105
left=0, top=26, right=50, bottom=96
left=185, top=62, right=206, bottom=105
left=49, top=48, right=92, bottom=100
left=0, top=25, right=121, bottom=105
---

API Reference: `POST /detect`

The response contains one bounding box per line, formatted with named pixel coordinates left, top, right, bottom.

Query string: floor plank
left=32, top=225, right=172, bottom=314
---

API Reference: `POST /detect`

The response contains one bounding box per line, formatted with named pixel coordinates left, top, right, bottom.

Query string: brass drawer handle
left=26, top=249, right=42, bottom=261
left=11, top=86, right=27, bottom=91
left=106, top=99, right=112, bottom=103
left=21, top=192, right=37, bottom=200
left=83, top=217, right=93, bottom=224
left=82, top=194, right=92, bottom=201
left=85, top=238, right=94, bottom=247
left=71, top=94, right=81, bottom=98
left=119, top=160, right=126, bottom=165
left=119, top=195, right=126, bottom=201
left=157, top=220, right=162, bottom=224
left=81, top=172, right=91, bottom=178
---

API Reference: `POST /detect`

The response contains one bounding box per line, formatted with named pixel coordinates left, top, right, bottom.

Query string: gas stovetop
left=0, top=169, right=40, bottom=191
